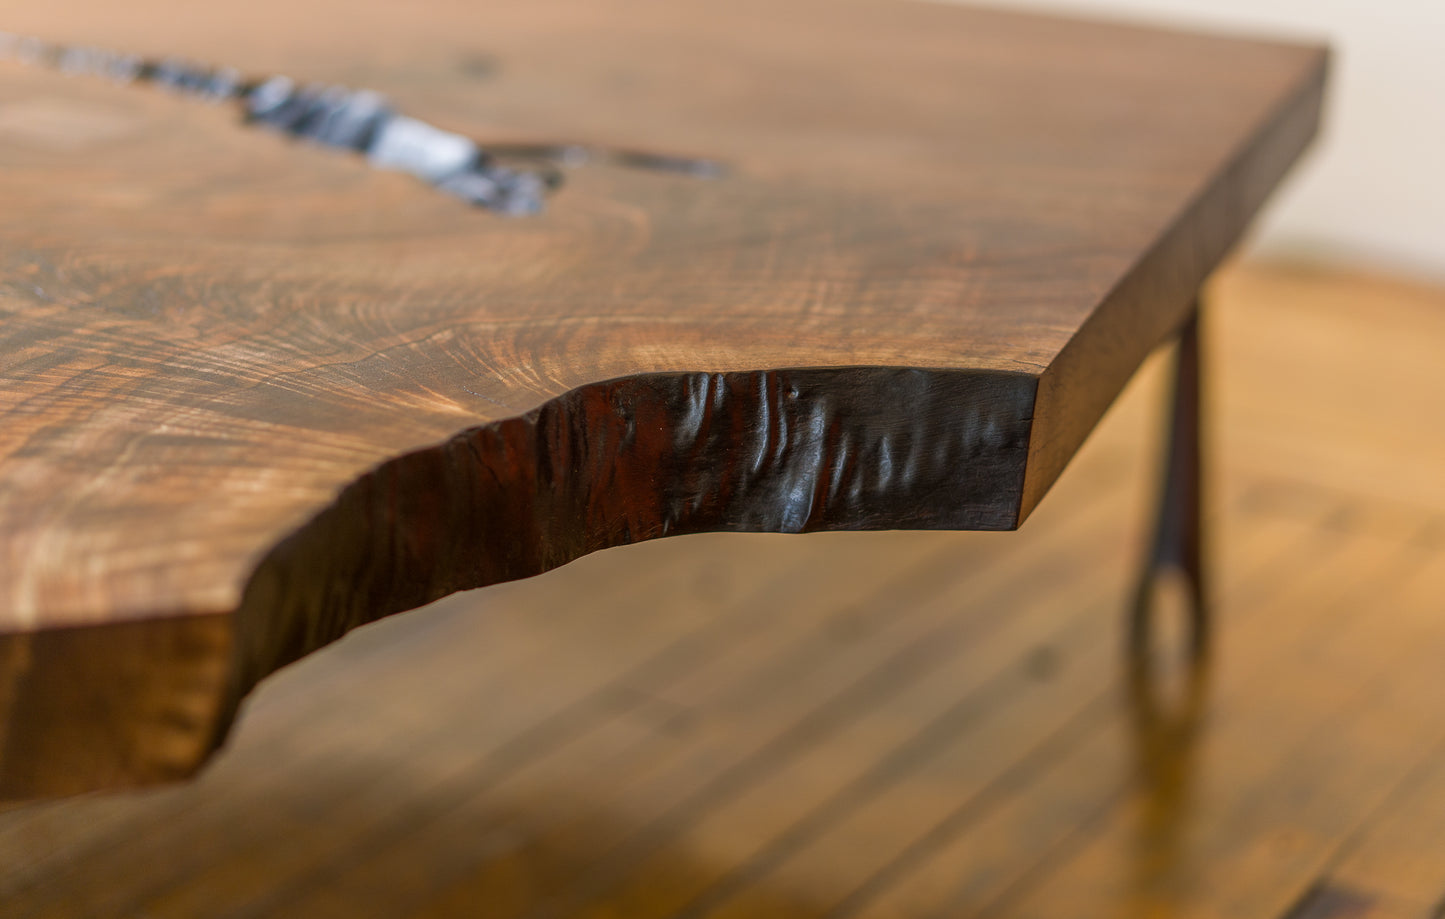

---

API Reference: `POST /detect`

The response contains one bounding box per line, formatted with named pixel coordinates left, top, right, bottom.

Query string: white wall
left=942, top=0, right=1445, bottom=281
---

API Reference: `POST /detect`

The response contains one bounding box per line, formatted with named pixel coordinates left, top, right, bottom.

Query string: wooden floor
left=2, top=261, right=1443, bottom=919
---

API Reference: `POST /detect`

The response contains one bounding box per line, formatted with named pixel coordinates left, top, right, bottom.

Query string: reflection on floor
left=3, top=260, right=1444, bottom=919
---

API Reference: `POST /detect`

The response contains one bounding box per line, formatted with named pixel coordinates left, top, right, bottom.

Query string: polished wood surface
left=0, top=0, right=1326, bottom=795
left=3, top=260, right=1441, bottom=918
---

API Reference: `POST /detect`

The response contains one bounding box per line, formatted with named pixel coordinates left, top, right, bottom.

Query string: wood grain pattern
left=0, top=0, right=1327, bottom=795
left=3, top=261, right=1441, bottom=918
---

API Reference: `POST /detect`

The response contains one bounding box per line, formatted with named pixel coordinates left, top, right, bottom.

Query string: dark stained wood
left=1, top=261, right=1442, bottom=919
left=0, top=0, right=1327, bottom=795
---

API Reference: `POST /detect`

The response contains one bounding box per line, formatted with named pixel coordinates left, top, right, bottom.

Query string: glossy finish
left=0, top=0, right=1327, bottom=795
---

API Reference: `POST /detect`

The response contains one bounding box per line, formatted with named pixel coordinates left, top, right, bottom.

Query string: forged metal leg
left=1130, top=304, right=1208, bottom=661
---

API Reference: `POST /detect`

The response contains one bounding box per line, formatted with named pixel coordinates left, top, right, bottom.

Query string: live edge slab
left=0, top=0, right=1326, bottom=797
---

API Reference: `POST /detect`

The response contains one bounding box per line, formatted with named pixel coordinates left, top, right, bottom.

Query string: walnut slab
left=0, top=0, right=1327, bottom=796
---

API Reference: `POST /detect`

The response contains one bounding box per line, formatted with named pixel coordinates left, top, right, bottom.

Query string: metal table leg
left=1130, top=304, right=1208, bottom=661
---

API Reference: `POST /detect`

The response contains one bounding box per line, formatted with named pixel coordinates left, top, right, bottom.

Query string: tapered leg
left=1130, top=304, right=1208, bottom=661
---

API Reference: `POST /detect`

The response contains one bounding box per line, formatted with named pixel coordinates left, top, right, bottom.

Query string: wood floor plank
left=390, top=479, right=1260, bottom=919
left=1285, top=559, right=1445, bottom=919
left=0, top=533, right=832, bottom=912
left=986, top=538, right=1445, bottom=919
left=137, top=505, right=1077, bottom=918
left=518, top=535, right=1132, bottom=919
left=0, top=544, right=686, bottom=894
left=265, top=485, right=1138, bottom=919
left=814, top=495, right=1359, bottom=919
left=1212, top=264, right=1445, bottom=518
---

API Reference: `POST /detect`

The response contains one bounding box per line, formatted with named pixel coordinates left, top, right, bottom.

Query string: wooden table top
left=0, top=0, right=1326, bottom=797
